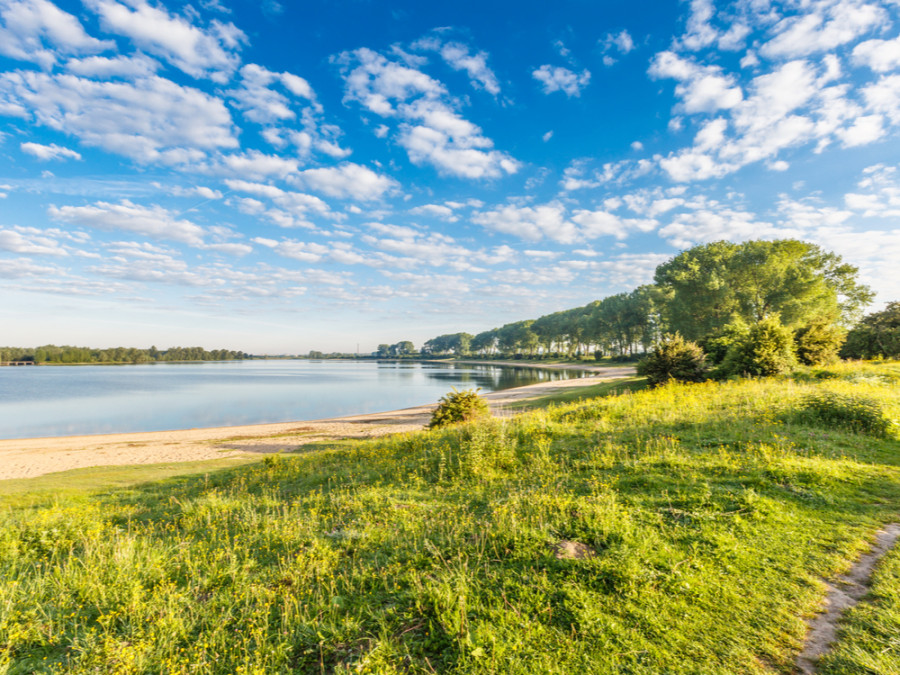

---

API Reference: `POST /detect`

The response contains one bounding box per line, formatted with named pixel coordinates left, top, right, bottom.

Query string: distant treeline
left=1, top=345, right=251, bottom=364
left=418, top=239, right=880, bottom=360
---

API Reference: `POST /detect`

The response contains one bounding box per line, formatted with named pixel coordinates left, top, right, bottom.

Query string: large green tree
left=841, top=301, right=900, bottom=359
left=654, top=240, right=872, bottom=341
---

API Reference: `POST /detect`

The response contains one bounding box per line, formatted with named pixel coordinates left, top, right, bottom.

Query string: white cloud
left=760, top=1, right=886, bottom=59
left=542, top=130, right=553, bottom=142
left=570, top=209, right=657, bottom=239
left=20, top=141, right=81, bottom=161
left=0, top=72, right=238, bottom=164
left=224, top=178, right=331, bottom=225
left=471, top=203, right=579, bottom=243
left=169, top=185, right=223, bottom=200
left=49, top=200, right=207, bottom=246
left=336, top=47, right=518, bottom=179
left=85, top=0, right=246, bottom=81
left=228, top=63, right=317, bottom=125
left=415, top=37, right=500, bottom=95
left=0, top=226, right=69, bottom=255
left=0, top=0, right=112, bottom=69
left=659, top=207, right=794, bottom=248
left=292, top=163, right=397, bottom=200
left=409, top=204, right=457, bottom=221
left=862, top=74, right=900, bottom=125
left=532, top=65, right=591, bottom=97
left=217, top=150, right=298, bottom=179
left=253, top=236, right=328, bottom=262
left=649, top=51, right=742, bottom=113
left=854, top=36, right=900, bottom=73
left=64, top=54, right=160, bottom=78
left=838, top=114, right=885, bottom=146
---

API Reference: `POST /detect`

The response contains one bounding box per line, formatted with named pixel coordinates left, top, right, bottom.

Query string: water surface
left=0, top=360, right=584, bottom=439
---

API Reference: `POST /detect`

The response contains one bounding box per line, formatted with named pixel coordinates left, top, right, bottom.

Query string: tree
left=841, top=301, right=900, bottom=359
left=394, top=341, right=416, bottom=356
left=654, top=240, right=873, bottom=341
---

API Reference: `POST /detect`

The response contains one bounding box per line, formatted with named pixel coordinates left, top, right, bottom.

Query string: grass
left=503, top=376, right=646, bottom=410
left=1, top=360, right=899, bottom=674
left=0, top=458, right=260, bottom=509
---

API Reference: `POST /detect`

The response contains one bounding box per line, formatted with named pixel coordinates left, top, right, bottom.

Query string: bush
left=636, top=333, right=709, bottom=386
left=719, top=316, right=797, bottom=377
left=795, top=392, right=895, bottom=437
left=428, top=388, right=491, bottom=428
left=841, top=301, right=900, bottom=359
left=794, top=321, right=845, bottom=365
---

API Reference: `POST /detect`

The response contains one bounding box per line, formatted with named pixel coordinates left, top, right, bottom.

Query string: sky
left=2, top=0, right=900, bottom=354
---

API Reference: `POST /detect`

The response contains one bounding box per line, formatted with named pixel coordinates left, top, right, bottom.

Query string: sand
left=0, top=365, right=634, bottom=481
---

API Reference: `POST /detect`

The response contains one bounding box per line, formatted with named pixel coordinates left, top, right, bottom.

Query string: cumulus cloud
left=0, top=226, right=69, bottom=255
left=760, top=0, right=886, bottom=59
left=649, top=51, right=742, bottom=113
left=532, top=65, right=591, bottom=97
left=84, top=0, right=246, bottom=81
left=64, top=54, right=160, bottom=78
left=0, top=0, right=112, bottom=69
left=292, top=163, right=397, bottom=200
left=49, top=200, right=207, bottom=246
left=335, top=47, right=518, bottom=179
left=854, top=36, right=900, bottom=73
left=20, top=141, right=81, bottom=161
left=0, top=72, right=238, bottom=164
left=414, top=36, right=501, bottom=95
left=224, top=178, right=331, bottom=227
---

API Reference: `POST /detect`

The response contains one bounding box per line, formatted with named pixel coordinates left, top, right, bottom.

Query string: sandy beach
left=0, top=365, right=634, bottom=481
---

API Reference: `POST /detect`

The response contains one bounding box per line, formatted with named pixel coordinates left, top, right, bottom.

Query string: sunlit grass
left=1, top=361, right=898, bottom=673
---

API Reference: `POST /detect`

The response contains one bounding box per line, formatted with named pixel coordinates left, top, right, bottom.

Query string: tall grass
left=1, top=361, right=899, bottom=674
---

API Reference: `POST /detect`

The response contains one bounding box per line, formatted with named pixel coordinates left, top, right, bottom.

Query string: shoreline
left=0, top=366, right=635, bottom=481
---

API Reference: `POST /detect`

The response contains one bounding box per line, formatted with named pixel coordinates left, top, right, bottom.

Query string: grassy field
left=1, top=361, right=899, bottom=674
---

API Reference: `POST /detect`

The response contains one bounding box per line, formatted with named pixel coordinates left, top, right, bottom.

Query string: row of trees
left=422, top=239, right=882, bottom=360
left=0, top=345, right=251, bottom=364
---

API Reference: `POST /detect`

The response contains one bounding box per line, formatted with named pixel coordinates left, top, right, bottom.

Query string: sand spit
left=0, top=366, right=635, bottom=481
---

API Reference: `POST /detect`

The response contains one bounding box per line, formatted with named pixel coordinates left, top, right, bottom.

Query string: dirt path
left=0, top=369, right=634, bottom=480
left=795, top=523, right=900, bottom=674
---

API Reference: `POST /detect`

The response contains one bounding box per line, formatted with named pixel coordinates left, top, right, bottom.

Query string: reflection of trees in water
left=421, top=364, right=584, bottom=391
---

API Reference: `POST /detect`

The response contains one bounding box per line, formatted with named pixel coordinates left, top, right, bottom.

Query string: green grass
left=1, top=361, right=899, bottom=674
left=504, top=376, right=647, bottom=410
left=0, top=457, right=260, bottom=508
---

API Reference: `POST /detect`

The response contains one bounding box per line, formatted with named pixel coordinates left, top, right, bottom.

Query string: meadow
left=1, top=361, right=899, bottom=674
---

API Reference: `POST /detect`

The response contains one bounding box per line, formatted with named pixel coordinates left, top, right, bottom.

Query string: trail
left=795, top=523, right=900, bottom=674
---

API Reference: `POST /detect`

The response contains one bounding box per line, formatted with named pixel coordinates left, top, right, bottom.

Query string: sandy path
left=0, top=368, right=634, bottom=481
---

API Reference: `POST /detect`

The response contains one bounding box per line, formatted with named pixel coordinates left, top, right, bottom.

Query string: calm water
left=0, top=360, right=584, bottom=439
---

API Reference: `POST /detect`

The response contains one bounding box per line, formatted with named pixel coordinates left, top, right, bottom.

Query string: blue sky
left=2, top=0, right=900, bottom=353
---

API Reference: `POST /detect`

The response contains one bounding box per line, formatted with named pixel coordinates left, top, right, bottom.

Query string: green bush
left=794, top=321, right=845, bottom=365
left=795, top=392, right=895, bottom=437
left=841, top=301, right=900, bottom=359
left=719, top=316, right=797, bottom=377
left=636, top=333, right=709, bottom=386
left=428, top=388, right=491, bottom=428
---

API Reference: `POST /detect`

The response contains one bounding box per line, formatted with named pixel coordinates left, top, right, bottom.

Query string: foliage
left=376, top=341, right=417, bottom=358
left=428, top=388, right=491, bottom=428
left=636, top=333, right=709, bottom=385
left=2, top=361, right=899, bottom=673
left=793, top=391, right=895, bottom=438
left=841, top=301, right=900, bottom=359
left=1, top=344, right=250, bottom=364
left=718, top=315, right=797, bottom=377
left=653, top=239, right=872, bottom=340
left=794, top=320, right=845, bottom=365
left=418, top=240, right=870, bottom=362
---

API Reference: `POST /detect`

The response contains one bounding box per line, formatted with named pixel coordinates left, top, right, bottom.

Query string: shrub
left=718, top=316, right=797, bottom=377
left=841, top=301, right=900, bottom=359
left=636, top=333, right=709, bottom=386
left=428, top=388, right=491, bottom=428
left=794, top=321, right=845, bottom=365
left=795, top=392, right=895, bottom=437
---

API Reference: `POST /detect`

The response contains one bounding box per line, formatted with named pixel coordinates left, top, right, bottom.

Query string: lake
left=0, top=360, right=586, bottom=439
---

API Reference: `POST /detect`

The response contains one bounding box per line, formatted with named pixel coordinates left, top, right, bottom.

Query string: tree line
left=420, top=239, right=890, bottom=361
left=0, top=345, right=251, bottom=365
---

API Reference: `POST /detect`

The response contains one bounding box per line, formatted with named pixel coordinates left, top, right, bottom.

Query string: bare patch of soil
left=795, top=523, right=900, bottom=674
